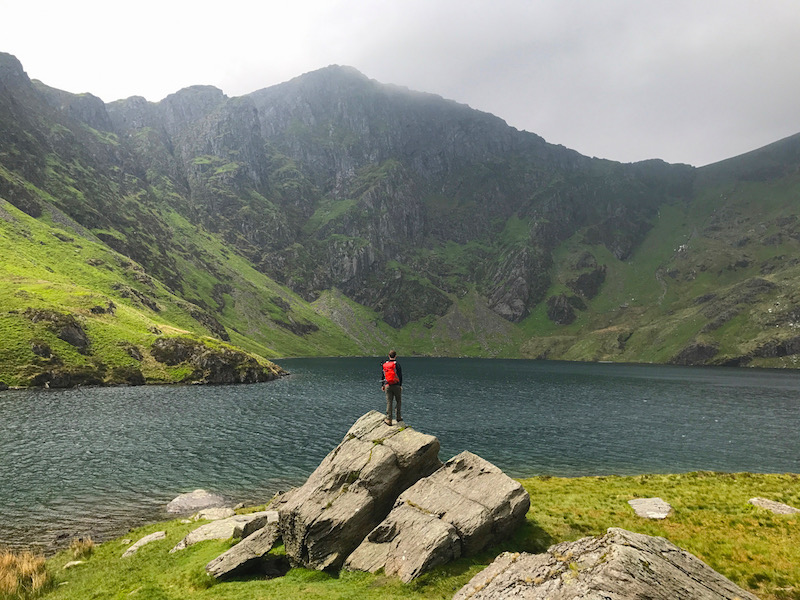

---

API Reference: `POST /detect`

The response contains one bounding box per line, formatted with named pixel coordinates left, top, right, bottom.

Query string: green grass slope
left=0, top=199, right=283, bottom=387
left=507, top=161, right=800, bottom=367
left=0, top=192, right=382, bottom=387
left=42, top=472, right=800, bottom=600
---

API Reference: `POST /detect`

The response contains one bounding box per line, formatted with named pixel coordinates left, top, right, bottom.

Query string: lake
left=1, top=357, right=798, bottom=552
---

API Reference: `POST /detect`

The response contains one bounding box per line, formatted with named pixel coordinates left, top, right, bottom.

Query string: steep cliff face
left=239, top=66, right=694, bottom=324
left=6, top=51, right=800, bottom=373
left=3, top=57, right=696, bottom=328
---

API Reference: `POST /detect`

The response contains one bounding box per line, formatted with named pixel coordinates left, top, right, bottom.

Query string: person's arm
left=397, top=362, right=402, bottom=385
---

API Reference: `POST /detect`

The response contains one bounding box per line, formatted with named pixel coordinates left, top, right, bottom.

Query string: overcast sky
left=5, top=0, right=800, bottom=167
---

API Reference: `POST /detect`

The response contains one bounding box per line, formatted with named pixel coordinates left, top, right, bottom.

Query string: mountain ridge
left=2, top=50, right=800, bottom=386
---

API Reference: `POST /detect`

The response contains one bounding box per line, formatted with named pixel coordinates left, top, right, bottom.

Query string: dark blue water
left=1, top=358, right=798, bottom=551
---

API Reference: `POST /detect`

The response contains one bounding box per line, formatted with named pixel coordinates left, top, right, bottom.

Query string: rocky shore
left=111, top=411, right=791, bottom=599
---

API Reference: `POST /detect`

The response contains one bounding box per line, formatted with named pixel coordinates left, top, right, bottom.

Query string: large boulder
left=205, top=520, right=286, bottom=580
left=453, top=527, right=759, bottom=600
left=278, top=410, right=442, bottom=571
left=346, top=451, right=530, bottom=582
left=166, top=489, right=227, bottom=514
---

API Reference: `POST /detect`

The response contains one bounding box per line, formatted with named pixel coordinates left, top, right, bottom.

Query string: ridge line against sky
left=5, top=0, right=800, bottom=167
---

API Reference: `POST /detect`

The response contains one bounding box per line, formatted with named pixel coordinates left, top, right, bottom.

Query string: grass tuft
left=0, top=548, right=52, bottom=600
left=68, top=538, right=94, bottom=560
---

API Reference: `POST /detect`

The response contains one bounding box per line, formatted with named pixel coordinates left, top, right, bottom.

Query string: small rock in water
left=628, top=497, right=672, bottom=519
left=166, top=489, right=227, bottom=514
left=749, top=497, right=800, bottom=515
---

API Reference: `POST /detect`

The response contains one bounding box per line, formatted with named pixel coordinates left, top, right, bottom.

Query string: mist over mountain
left=3, top=50, right=800, bottom=387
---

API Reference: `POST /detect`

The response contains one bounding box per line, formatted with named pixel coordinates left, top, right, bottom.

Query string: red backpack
left=382, top=360, right=400, bottom=385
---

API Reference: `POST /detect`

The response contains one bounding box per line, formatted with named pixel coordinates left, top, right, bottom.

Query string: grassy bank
left=33, top=472, right=800, bottom=600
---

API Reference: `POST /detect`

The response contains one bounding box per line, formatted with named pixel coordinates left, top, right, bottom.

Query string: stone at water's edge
left=453, top=528, right=760, bottom=600
left=346, top=450, right=530, bottom=582
left=278, top=410, right=442, bottom=571
left=166, top=489, right=227, bottom=514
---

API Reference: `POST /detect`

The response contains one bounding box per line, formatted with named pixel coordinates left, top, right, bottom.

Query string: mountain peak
left=0, top=52, right=31, bottom=92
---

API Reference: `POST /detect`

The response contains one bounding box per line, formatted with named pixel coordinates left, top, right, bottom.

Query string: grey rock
left=121, top=531, right=166, bottom=558
left=749, top=497, right=800, bottom=514
left=346, top=502, right=461, bottom=582
left=453, top=527, right=759, bottom=600
left=170, top=513, right=273, bottom=553
left=193, top=507, right=236, bottom=521
left=166, top=489, right=227, bottom=514
left=63, top=560, right=85, bottom=569
left=232, top=510, right=279, bottom=539
left=205, top=520, right=282, bottom=579
left=346, top=450, right=529, bottom=582
left=278, top=410, right=442, bottom=571
left=628, top=497, right=672, bottom=519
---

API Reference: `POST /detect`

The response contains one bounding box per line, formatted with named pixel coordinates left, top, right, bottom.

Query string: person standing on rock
left=381, top=350, right=403, bottom=425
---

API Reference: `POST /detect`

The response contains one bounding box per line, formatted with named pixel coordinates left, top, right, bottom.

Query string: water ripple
left=1, top=358, right=799, bottom=551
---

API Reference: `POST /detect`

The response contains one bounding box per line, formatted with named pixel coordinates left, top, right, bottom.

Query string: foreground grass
left=0, top=549, right=52, bottom=600
left=42, top=472, right=800, bottom=600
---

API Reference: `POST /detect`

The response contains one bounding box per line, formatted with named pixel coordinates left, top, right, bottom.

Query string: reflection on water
left=1, top=357, right=798, bottom=551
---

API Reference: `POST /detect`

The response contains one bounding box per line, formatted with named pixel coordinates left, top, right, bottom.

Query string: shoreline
left=5, top=470, right=799, bottom=557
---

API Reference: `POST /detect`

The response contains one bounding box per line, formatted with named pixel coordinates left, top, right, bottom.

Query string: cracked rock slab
left=205, top=520, right=283, bottom=579
left=346, top=450, right=530, bottom=582
left=453, top=527, right=760, bottom=600
left=278, top=410, right=442, bottom=571
left=122, top=531, right=166, bottom=557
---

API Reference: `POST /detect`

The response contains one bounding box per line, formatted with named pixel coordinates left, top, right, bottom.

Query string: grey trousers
left=385, top=384, right=402, bottom=422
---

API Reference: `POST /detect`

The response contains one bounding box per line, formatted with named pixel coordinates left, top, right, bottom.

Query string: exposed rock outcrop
left=566, top=265, right=606, bottom=299
left=670, top=341, right=719, bottom=365
left=345, top=451, right=530, bottom=582
left=205, top=520, right=286, bottom=580
left=122, top=531, right=166, bottom=558
left=278, top=411, right=442, bottom=571
left=150, top=337, right=283, bottom=383
left=23, top=308, right=91, bottom=354
left=453, top=528, right=759, bottom=600
left=170, top=511, right=278, bottom=553
left=546, top=294, right=585, bottom=325
left=203, top=412, right=531, bottom=583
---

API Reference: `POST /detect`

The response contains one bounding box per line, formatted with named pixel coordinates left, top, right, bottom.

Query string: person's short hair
left=388, top=350, right=397, bottom=359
